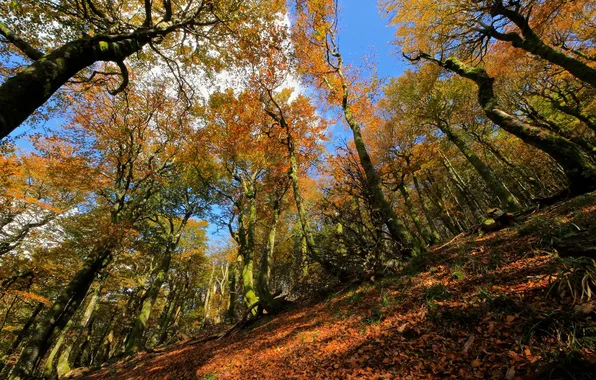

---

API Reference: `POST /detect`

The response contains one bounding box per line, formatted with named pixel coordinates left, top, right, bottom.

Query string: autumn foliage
left=0, top=0, right=596, bottom=378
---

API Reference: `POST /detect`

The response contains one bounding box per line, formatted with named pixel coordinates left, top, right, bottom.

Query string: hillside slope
left=76, top=194, right=596, bottom=380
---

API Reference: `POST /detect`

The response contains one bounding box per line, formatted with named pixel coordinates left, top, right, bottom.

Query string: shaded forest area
left=0, top=0, right=595, bottom=379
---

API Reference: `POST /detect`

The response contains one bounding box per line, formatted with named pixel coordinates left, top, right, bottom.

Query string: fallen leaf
left=505, top=366, right=516, bottom=380
left=463, top=335, right=475, bottom=354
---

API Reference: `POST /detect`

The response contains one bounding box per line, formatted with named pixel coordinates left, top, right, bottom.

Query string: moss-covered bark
left=439, top=121, right=521, bottom=211
left=264, top=105, right=320, bottom=264
left=0, top=36, right=146, bottom=140
left=483, top=6, right=596, bottom=87
left=42, top=313, right=74, bottom=379
left=56, top=281, right=102, bottom=377
left=429, top=56, right=596, bottom=195
left=226, top=256, right=240, bottom=321
left=257, top=199, right=282, bottom=312
left=9, top=245, right=112, bottom=380
left=241, top=191, right=259, bottom=310
left=124, top=248, right=172, bottom=355
left=335, top=66, right=420, bottom=255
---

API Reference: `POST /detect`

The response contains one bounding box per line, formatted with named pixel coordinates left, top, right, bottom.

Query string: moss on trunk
left=0, top=36, right=146, bottom=140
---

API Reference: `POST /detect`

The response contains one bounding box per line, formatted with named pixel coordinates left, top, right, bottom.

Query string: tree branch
left=0, top=21, right=44, bottom=61
left=108, top=61, right=129, bottom=95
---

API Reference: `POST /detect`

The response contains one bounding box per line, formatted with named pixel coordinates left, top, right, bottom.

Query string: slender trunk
left=56, top=281, right=102, bottom=377
left=286, top=132, right=319, bottom=263
left=439, top=121, right=521, bottom=210
left=441, top=153, right=484, bottom=222
left=201, top=266, right=216, bottom=328
left=300, top=234, right=309, bottom=278
left=0, top=36, right=146, bottom=139
left=343, top=103, right=419, bottom=255
left=241, top=193, right=259, bottom=311
left=9, top=245, right=112, bottom=380
left=124, top=247, right=172, bottom=355
left=72, top=316, right=94, bottom=368
left=398, top=183, right=433, bottom=245
left=412, top=174, right=441, bottom=243
left=158, top=272, right=189, bottom=345
left=422, top=178, right=461, bottom=235
left=445, top=181, right=474, bottom=230
left=42, top=314, right=74, bottom=379
left=226, top=256, right=240, bottom=322
left=257, top=199, right=282, bottom=312
left=0, top=302, right=44, bottom=376
left=334, top=64, right=419, bottom=256
left=92, top=310, right=116, bottom=366
left=156, top=281, right=177, bottom=345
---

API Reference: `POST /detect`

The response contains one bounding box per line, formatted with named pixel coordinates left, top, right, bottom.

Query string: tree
left=9, top=80, right=191, bottom=379
left=125, top=168, right=209, bottom=355
left=381, top=66, right=522, bottom=211
left=293, top=0, right=420, bottom=257
left=411, top=54, right=596, bottom=195
left=382, top=0, right=596, bottom=86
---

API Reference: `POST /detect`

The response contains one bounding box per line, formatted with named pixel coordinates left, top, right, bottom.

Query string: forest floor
left=76, top=193, right=596, bottom=380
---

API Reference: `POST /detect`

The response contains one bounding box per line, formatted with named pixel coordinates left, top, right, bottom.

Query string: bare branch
left=143, top=0, right=153, bottom=28
left=108, top=61, right=129, bottom=95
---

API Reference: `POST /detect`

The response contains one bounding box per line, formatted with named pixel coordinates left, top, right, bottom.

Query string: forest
left=0, top=0, right=595, bottom=379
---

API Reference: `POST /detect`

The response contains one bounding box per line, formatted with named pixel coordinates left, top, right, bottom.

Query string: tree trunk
left=334, top=65, right=419, bottom=256
left=0, top=302, right=44, bottom=376
left=441, top=153, right=485, bottom=222
left=439, top=121, right=521, bottom=211
left=157, top=271, right=189, bottom=345
left=226, top=257, right=240, bottom=322
left=240, top=193, right=259, bottom=311
left=343, top=104, right=419, bottom=255
left=257, top=199, right=282, bottom=312
left=412, top=174, right=441, bottom=243
left=92, top=310, right=116, bottom=366
left=201, top=266, right=216, bottom=328
left=0, top=36, right=146, bottom=139
left=56, top=281, right=102, bottom=377
left=398, top=183, right=434, bottom=245
left=42, top=312, right=75, bottom=379
left=421, top=178, right=460, bottom=236
left=124, top=248, right=172, bottom=355
left=284, top=126, right=320, bottom=264
left=9, top=245, right=112, bottom=380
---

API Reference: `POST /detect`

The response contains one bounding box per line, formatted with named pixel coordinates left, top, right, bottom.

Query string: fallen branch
left=434, top=232, right=466, bottom=251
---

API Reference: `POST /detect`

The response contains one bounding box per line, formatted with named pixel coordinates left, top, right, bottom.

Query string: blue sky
left=318, top=0, right=411, bottom=154
left=337, top=0, right=408, bottom=80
